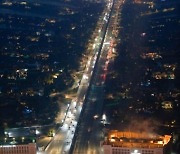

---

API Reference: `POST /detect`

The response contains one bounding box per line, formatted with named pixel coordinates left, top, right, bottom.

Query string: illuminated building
left=103, top=130, right=171, bottom=154
left=0, top=143, right=36, bottom=154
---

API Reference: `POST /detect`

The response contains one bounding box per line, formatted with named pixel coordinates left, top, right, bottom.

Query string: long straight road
left=72, top=0, right=124, bottom=153
left=40, top=0, right=114, bottom=154
left=72, top=24, right=113, bottom=154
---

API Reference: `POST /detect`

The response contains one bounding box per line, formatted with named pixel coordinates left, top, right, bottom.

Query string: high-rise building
left=103, top=130, right=171, bottom=154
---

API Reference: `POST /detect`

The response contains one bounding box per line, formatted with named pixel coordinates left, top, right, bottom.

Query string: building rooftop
left=103, top=130, right=171, bottom=149
left=0, top=137, right=36, bottom=146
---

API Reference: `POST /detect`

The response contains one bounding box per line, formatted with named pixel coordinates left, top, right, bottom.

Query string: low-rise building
left=103, top=130, right=171, bottom=154
left=0, top=137, right=36, bottom=154
left=0, top=143, right=36, bottom=154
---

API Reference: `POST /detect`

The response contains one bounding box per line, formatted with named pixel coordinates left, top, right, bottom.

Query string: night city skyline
left=0, top=0, right=179, bottom=154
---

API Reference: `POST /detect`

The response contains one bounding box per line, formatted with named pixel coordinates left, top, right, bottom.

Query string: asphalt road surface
left=41, top=1, right=114, bottom=154
left=71, top=0, right=116, bottom=154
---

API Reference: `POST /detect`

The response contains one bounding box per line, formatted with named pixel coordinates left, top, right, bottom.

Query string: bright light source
left=53, top=75, right=58, bottom=78
left=83, top=74, right=88, bottom=80
left=36, top=129, right=40, bottom=135
left=110, top=138, right=115, bottom=142
left=94, top=115, right=99, bottom=119
left=102, top=114, right=106, bottom=120
left=131, top=150, right=141, bottom=154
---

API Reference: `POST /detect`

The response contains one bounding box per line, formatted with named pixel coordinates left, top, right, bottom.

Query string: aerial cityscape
left=0, top=0, right=179, bottom=154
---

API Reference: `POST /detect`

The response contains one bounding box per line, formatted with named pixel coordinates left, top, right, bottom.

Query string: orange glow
left=163, top=135, right=171, bottom=145
left=104, top=130, right=171, bottom=148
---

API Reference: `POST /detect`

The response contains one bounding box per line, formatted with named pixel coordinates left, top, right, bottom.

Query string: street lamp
left=102, top=114, right=106, bottom=121
left=13, top=138, right=15, bottom=142
left=21, top=137, right=25, bottom=143
left=102, top=114, right=106, bottom=125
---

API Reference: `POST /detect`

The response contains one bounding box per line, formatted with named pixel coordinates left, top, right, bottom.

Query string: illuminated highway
left=37, top=0, right=114, bottom=153
left=72, top=0, right=124, bottom=153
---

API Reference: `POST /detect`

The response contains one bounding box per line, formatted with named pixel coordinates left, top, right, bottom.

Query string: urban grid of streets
left=37, top=0, right=123, bottom=153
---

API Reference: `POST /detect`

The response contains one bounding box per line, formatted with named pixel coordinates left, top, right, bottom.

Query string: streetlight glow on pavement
left=43, top=0, right=114, bottom=153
